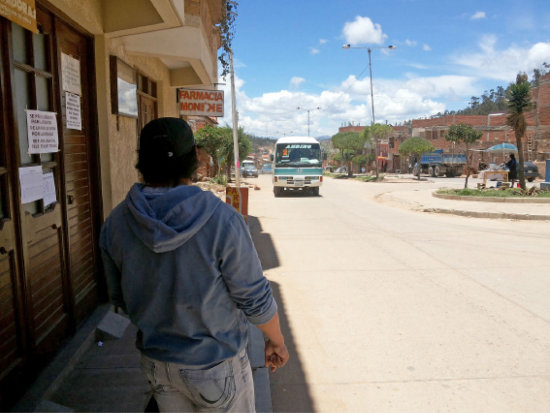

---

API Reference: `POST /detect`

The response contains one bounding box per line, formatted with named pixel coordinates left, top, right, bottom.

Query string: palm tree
left=506, top=73, right=532, bottom=189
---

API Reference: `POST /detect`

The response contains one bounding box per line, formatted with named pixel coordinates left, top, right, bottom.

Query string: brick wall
left=338, top=125, right=366, bottom=133
left=388, top=73, right=550, bottom=170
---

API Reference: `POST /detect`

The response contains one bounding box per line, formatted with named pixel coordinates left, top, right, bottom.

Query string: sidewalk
left=13, top=182, right=549, bottom=412
left=13, top=305, right=272, bottom=413
left=375, top=182, right=550, bottom=221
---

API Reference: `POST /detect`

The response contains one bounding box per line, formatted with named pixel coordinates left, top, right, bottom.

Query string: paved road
left=246, top=174, right=550, bottom=413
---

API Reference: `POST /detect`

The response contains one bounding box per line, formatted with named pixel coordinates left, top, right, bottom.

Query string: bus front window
left=275, top=144, right=321, bottom=167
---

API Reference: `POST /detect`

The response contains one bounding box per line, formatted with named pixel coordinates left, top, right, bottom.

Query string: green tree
left=219, top=1, right=238, bottom=77
left=352, top=154, right=373, bottom=171
left=446, top=123, right=482, bottom=189
left=506, top=72, right=532, bottom=190
left=219, top=126, right=252, bottom=177
left=398, top=137, right=434, bottom=180
left=195, top=125, right=226, bottom=176
left=361, top=123, right=393, bottom=180
left=195, top=125, right=251, bottom=178
left=331, top=131, right=367, bottom=177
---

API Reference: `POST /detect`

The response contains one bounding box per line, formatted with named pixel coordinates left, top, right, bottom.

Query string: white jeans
left=140, top=348, right=255, bottom=412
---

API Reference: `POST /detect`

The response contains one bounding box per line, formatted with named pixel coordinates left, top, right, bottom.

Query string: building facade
left=0, top=0, right=224, bottom=407
left=390, top=73, right=550, bottom=173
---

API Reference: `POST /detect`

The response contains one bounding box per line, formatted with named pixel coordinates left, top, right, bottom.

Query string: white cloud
left=471, top=11, right=486, bottom=20
left=405, top=39, right=417, bottom=47
left=452, top=38, right=550, bottom=81
left=342, top=16, right=387, bottom=45
left=423, top=44, right=432, bottom=51
left=408, top=63, right=429, bottom=70
left=338, top=74, right=477, bottom=123
left=310, top=47, right=320, bottom=55
left=290, top=77, right=306, bottom=88
left=218, top=67, right=481, bottom=138
left=221, top=36, right=545, bottom=137
left=319, top=39, right=328, bottom=45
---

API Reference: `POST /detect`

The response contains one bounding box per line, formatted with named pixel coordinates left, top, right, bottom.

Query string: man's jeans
left=140, top=348, right=255, bottom=412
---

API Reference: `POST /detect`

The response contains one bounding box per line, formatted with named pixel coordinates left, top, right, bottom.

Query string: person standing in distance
left=100, top=118, right=289, bottom=412
left=506, top=153, right=518, bottom=187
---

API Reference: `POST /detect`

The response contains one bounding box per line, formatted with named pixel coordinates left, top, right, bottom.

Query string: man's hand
left=265, top=339, right=289, bottom=372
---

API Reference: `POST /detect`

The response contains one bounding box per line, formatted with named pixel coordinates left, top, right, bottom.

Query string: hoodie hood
left=125, top=183, right=221, bottom=253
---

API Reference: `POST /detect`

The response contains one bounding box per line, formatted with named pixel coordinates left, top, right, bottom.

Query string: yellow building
left=0, top=0, right=225, bottom=407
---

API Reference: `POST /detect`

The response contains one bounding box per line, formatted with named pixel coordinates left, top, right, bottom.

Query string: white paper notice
left=65, top=92, right=82, bottom=130
left=19, top=166, right=44, bottom=204
left=26, top=110, right=59, bottom=154
left=42, top=172, right=57, bottom=206
left=61, top=53, right=81, bottom=95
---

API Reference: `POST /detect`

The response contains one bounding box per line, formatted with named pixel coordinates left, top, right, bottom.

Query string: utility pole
left=230, top=49, right=240, bottom=187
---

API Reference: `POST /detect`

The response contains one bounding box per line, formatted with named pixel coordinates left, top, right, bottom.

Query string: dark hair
left=136, top=146, right=198, bottom=185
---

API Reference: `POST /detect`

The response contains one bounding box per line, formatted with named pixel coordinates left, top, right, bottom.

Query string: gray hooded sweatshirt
left=99, top=184, right=277, bottom=367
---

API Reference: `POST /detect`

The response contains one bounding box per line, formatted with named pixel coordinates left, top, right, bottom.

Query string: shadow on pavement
left=248, top=215, right=315, bottom=412
left=248, top=216, right=280, bottom=270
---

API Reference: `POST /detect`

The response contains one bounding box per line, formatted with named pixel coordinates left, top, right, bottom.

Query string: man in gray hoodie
left=100, top=118, right=288, bottom=412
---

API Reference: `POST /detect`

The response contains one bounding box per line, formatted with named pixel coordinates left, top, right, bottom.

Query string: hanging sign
left=61, top=52, right=81, bottom=96
left=26, top=109, right=59, bottom=154
left=65, top=92, right=82, bottom=130
left=179, top=88, right=224, bottom=117
left=0, top=0, right=37, bottom=34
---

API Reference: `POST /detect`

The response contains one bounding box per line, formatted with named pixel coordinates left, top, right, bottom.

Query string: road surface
left=246, top=174, right=550, bottom=412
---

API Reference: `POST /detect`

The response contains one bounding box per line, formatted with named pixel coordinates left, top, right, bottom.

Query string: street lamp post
left=297, top=106, right=320, bottom=136
left=342, top=44, right=396, bottom=125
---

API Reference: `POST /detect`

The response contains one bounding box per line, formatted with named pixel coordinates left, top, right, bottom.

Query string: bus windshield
left=275, top=143, right=321, bottom=167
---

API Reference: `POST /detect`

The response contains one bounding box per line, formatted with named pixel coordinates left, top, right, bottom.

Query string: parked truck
left=413, top=149, right=466, bottom=177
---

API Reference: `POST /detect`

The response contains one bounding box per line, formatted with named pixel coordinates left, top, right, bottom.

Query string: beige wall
left=46, top=0, right=103, bottom=34
left=102, top=45, right=180, bottom=210
left=44, top=0, right=220, bottom=216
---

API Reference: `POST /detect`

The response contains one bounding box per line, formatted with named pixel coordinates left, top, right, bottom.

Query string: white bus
left=272, top=136, right=323, bottom=197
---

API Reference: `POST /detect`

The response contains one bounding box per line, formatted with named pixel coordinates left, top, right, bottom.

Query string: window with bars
left=137, top=73, right=158, bottom=133
left=11, top=20, right=58, bottom=215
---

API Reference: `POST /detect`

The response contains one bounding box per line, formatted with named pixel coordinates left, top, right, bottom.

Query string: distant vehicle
left=413, top=149, right=466, bottom=177
left=242, top=164, right=258, bottom=178
left=262, top=163, right=273, bottom=174
left=500, top=160, right=539, bottom=182
left=272, top=136, right=322, bottom=197
left=241, top=160, right=255, bottom=169
left=335, top=166, right=348, bottom=174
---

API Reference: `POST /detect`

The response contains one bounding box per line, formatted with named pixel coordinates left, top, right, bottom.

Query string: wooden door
left=0, top=22, right=27, bottom=405
left=10, top=8, right=71, bottom=360
left=55, top=19, right=100, bottom=325
left=0, top=8, right=101, bottom=409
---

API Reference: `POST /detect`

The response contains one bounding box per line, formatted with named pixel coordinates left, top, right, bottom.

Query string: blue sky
left=218, top=0, right=550, bottom=138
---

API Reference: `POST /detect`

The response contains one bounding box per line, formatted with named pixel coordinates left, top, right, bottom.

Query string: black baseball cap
left=138, top=118, right=196, bottom=165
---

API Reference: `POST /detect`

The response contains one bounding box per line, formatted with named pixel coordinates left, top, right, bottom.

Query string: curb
left=433, top=192, right=550, bottom=203
left=375, top=192, right=550, bottom=221
left=422, top=208, right=550, bottom=221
